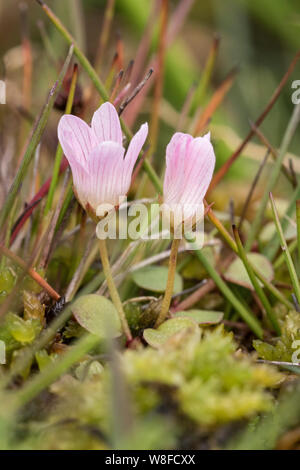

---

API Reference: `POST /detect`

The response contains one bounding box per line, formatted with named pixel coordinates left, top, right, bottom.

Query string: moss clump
left=29, top=325, right=281, bottom=449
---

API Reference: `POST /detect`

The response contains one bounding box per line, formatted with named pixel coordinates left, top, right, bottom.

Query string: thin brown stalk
left=149, top=0, right=168, bottom=152
left=118, top=69, right=153, bottom=116
left=166, top=0, right=195, bottom=44
left=123, top=0, right=194, bottom=127
left=113, top=83, right=131, bottom=108
left=109, top=69, right=124, bottom=102
left=94, top=0, right=116, bottom=71
left=176, top=83, right=197, bottom=131
left=129, top=0, right=160, bottom=88
left=116, top=32, right=124, bottom=71
left=193, top=67, right=238, bottom=136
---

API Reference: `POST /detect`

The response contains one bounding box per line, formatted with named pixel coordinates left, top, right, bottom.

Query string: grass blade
left=245, top=102, right=300, bottom=251
left=233, top=225, right=281, bottom=335
left=194, top=247, right=263, bottom=338
left=269, top=192, right=300, bottom=305
left=264, top=178, right=300, bottom=260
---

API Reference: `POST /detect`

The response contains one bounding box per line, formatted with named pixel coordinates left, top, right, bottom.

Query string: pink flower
left=162, top=132, right=215, bottom=227
left=58, top=102, right=148, bottom=217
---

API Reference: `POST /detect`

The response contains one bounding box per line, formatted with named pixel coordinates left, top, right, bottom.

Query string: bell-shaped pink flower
left=58, top=102, right=148, bottom=217
left=162, top=132, right=215, bottom=228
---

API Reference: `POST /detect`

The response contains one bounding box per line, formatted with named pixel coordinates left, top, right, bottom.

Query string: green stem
left=233, top=225, right=281, bottom=335
left=245, top=102, right=300, bottom=252
left=98, top=238, right=132, bottom=341
left=270, top=192, right=300, bottom=305
left=264, top=179, right=300, bottom=260
left=274, top=239, right=297, bottom=270
left=155, top=238, right=180, bottom=327
left=205, top=205, right=293, bottom=309
left=194, top=246, right=263, bottom=338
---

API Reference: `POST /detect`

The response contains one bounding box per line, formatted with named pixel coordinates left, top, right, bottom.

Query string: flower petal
left=57, top=114, right=96, bottom=168
left=179, top=135, right=215, bottom=206
left=163, top=132, right=215, bottom=222
left=163, top=132, right=193, bottom=204
left=86, top=141, right=125, bottom=209
left=91, top=102, right=123, bottom=145
left=124, top=123, right=148, bottom=170
left=122, top=122, right=148, bottom=193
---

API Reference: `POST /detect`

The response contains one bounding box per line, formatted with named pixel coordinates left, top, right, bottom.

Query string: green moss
left=33, top=326, right=281, bottom=449
left=253, top=309, right=300, bottom=362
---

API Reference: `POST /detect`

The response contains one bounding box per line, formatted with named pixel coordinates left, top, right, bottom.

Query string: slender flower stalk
left=155, top=238, right=180, bottom=327
left=157, top=131, right=216, bottom=326
left=98, top=238, right=132, bottom=341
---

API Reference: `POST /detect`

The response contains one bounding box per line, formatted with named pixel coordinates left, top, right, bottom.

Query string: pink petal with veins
left=163, top=131, right=215, bottom=223
left=58, top=114, right=96, bottom=168
left=86, top=141, right=125, bottom=209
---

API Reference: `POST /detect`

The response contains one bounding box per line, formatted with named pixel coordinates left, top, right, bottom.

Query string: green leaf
left=182, top=246, right=215, bottom=280
left=132, top=266, right=183, bottom=293
left=260, top=221, right=296, bottom=243
left=143, top=317, right=198, bottom=348
left=173, top=310, right=223, bottom=325
left=224, top=253, right=273, bottom=290
left=71, top=294, right=121, bottom=339
left=7, top=313, right=41, bottom=344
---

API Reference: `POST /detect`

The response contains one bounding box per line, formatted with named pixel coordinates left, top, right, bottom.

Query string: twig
left=118, top=68, right=153, bottom=116
left=149, top=0, right=168, bottom=152
left=193, top=67, right=238, bottom=135
left=94, top=0, right=116, bottom=71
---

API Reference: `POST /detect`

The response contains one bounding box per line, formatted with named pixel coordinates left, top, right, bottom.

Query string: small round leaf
left=72, top=294, right=121, bottom=338
left=132, top=266, right=183, bottom=293
left=224, top=253, right=273, bottom=290
left=143, top=317, right=198, bottom=348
